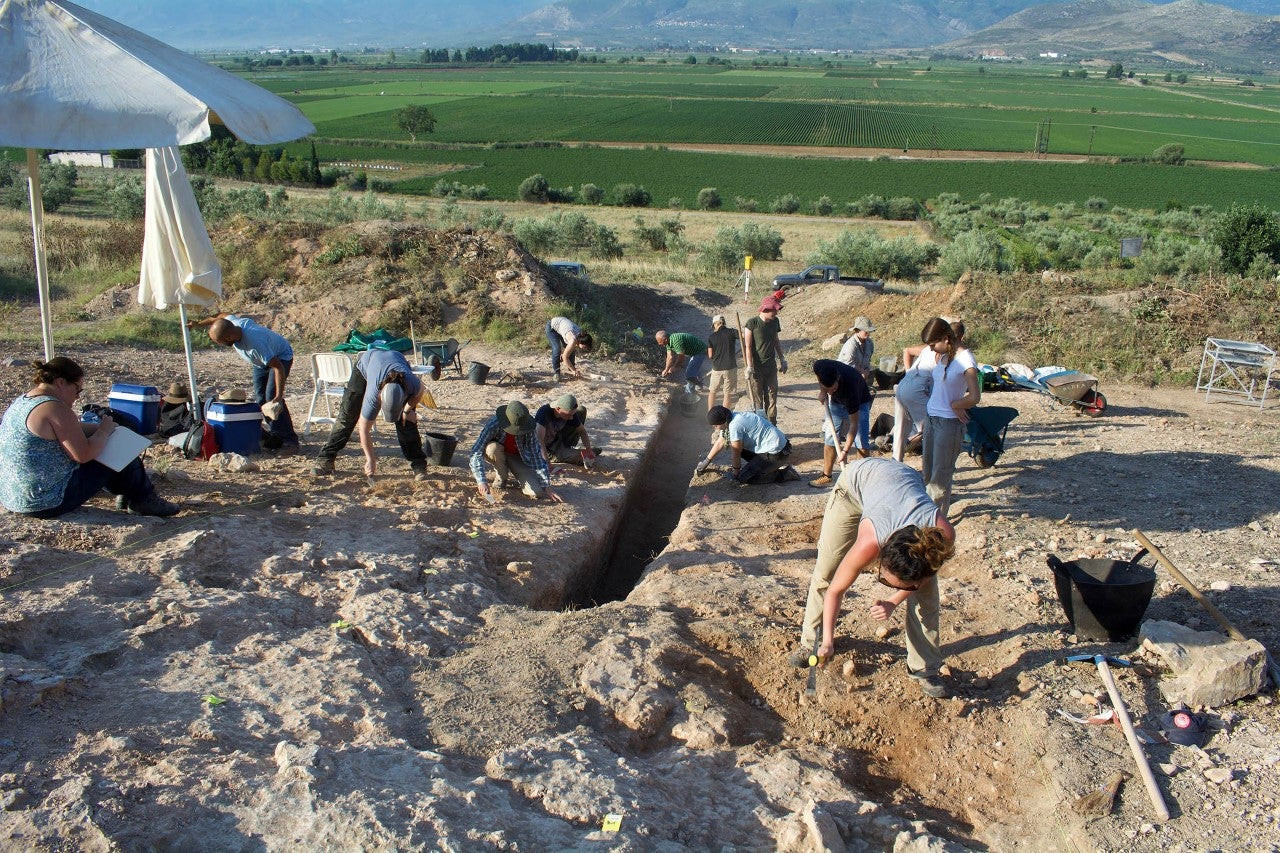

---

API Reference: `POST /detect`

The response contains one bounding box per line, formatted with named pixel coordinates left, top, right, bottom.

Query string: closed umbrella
left=0, top=0, right=315, bottom=358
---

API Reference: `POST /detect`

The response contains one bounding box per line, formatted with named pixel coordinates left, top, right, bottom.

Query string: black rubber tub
left=1047, top=549, right=1156, bottom=641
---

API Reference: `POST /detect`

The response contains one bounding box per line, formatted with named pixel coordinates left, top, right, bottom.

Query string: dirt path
left=1, top=279, right=1278, bottom=849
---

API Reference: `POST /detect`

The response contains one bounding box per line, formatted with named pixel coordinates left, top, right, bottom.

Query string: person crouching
left=697, top=405, right=793, bottom=484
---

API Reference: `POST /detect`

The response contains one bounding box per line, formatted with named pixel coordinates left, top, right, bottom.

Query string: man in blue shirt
left=809, top=358, right=873, bottom=488
left=697, top=406, right=793, bottom=484
left=311, top=348, right=430, bottom=478
left=197, top=313, right=299, bottom=454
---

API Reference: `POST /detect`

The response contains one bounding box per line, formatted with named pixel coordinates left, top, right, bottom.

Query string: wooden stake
left=736, top=312, right=759, bottom=410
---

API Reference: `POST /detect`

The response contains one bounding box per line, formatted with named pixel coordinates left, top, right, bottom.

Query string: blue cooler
left=108, top=383, right=161, bottom=434
left=207, top=401, right=263, bottom=455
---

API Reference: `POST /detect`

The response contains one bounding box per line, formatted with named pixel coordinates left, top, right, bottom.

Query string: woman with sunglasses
left=0, top=357, right=178, bottom=518
left=792, top=456, right=955, bottom=697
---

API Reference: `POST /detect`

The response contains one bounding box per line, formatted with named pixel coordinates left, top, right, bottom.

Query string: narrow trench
left=573, top=393, right=711, bottom=606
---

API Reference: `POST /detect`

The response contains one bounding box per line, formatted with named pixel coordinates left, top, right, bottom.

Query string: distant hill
left=943, top=0, right=1280, bottom=69
left=75, top=0, right=1280, bottom=65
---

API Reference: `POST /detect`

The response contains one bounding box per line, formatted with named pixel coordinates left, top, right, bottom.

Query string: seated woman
left=792, top=457, right=955, bottom=697
left=0, top=358, right=179, bottom=519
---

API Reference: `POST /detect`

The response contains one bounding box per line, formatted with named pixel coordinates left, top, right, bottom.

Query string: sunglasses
left=876, top=567, right=920, bottom=592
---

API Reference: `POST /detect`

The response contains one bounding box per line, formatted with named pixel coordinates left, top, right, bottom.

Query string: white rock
left=1209, top=580, right=1231, bottom=592
left=1205, top=767, right=1234, bottom=784
left=1140, top=620, right=1267, bottom=707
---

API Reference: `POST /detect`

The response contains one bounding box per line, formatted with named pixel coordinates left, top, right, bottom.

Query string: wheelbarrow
left=962, top=405, right=1018, bottom=468
left=1011, top=367, right=1106, bottom=416
left=414, top=338, right=467, bottom=376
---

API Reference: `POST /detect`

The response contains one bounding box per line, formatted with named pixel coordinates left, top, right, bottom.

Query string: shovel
left=1067, top=653, right=1170, bottom=821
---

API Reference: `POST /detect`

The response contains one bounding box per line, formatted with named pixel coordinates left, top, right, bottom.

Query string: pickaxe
left=1066, top=653, right=1170, bottom=821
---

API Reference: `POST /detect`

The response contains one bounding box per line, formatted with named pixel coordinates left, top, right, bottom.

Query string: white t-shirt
left=549, top=316, right=580, bottom=344
left=909, top=348, right=937, bottom=372
left=927, top=348, right=977, bottom=419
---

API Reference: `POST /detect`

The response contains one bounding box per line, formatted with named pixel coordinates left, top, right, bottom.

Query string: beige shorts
left=709, top=368, right=739, bottom=396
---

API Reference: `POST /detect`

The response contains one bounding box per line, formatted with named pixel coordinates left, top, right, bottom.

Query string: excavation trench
left=571, top=394, right=709, bottom=607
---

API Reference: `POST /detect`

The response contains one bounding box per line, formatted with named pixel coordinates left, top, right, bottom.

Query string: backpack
left=156, top=402, right=196, bottom=438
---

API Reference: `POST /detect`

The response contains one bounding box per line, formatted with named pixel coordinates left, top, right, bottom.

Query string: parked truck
left=771, top=265, right=884, bottom=293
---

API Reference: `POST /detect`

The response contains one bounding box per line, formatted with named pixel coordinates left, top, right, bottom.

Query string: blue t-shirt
left=228, top=315, right=293, bottom=368
left=357, top=349, right=422, bottom=421
left=727, top=410, right=786, bottom=454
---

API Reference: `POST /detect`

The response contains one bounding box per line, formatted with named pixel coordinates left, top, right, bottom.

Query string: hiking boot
left=125, top=494, right=180, bottom=518
left=909, top=667, right=948, bottom=698
left=788, top=646, right=816, bottom=668
left=312, top=457, right=336, bottom=476
left=552, top=372, right=562, bottom=383
left=808, top=474, right=833, bottom=488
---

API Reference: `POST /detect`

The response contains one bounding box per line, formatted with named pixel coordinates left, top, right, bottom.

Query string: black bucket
left=425, top=432, right=458, bottom=466
left=1048, top=549, right=1156, bottom=641
left=468, top=361, right=490, bottom=385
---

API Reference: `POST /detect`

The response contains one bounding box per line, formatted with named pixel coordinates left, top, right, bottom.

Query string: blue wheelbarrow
left=962, top=405, right=1019, bottom=469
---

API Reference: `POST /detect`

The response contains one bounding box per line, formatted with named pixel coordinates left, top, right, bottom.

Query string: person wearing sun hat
left=312, top=348, right=430, bottom=479
left=535, top=393, right=596, bottom=466
left=743, top=295, right=787, bottom=424
left=469, top=401, right=562, bottom=502
left=837, top=315, right=878, bottom=459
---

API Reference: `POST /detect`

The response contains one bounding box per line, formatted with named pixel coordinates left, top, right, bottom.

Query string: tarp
left=138, top=147, right=221, bottom=310
left=0, top=0, right=314, bottom=149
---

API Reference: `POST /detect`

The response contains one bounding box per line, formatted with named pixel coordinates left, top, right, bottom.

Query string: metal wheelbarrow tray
left=1013, top=368, right=1107, bottom=417
left=416, top=338, right=466, bottom=375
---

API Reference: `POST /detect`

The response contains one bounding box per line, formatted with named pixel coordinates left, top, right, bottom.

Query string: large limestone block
left=1139, top=619, right=1266, bottom=707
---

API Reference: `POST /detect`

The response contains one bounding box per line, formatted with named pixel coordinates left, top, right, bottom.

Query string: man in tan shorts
left=706, top=314, right=739, bottom=414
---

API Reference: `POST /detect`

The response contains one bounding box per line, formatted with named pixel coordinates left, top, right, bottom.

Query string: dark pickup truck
left=771, top=265, right=884, bottom=292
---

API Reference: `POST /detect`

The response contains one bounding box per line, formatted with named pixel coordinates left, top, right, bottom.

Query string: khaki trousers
left=800, top=478, right=943, bottom=675
left=484, top=442, right=538, bottom=494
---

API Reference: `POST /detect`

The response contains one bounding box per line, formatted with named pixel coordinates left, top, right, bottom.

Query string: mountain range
left=74, top=0, right=1280, bottom=67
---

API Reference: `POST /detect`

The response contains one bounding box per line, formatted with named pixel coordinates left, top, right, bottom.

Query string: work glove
left=695, top=460, right=709, bottom=475
left=746, top=366, right=756, bottom=380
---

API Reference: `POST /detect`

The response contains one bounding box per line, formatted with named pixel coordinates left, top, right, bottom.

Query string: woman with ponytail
left=918, top=317, right=979, bottom=515
left=0, top=357, right=178, bottom=518
left=791, top=457, right=956, bottom=697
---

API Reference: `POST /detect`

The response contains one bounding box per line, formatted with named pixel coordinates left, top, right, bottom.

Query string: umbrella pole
left=177, top=302, right=203, bottom=423
left=26, top=150, right=54, bottom=360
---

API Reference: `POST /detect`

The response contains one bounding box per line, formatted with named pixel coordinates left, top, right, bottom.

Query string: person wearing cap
left=190, top=312, right=299, bottom=454
left=535, top=394, right=596, bottom=466
left=789, top=457, right=956, bottom=699
left=837, top=316, right=877, bottom=460
left=697, top=406, right=793, bottom=485
left=311, top=348, right=430, bottom=478
left=808, top=359, right=874, bottom=488
left=469, top=402, right=563, bottom=502
left=743, top=297, right=787, bottom=424
left=546, top=316, right=595, bottom=382
left=655, top=330, right=709, bottom=392
left=706, top=315, right=739, bottom=414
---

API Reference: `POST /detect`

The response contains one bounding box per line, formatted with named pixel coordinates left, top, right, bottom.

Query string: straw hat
left=217, top=388, right=247, bottom=403
left=163, top=381, right=190, bottom=404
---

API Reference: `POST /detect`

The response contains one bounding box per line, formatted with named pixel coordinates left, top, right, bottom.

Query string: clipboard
left=96, top=426, right=152, bottom=472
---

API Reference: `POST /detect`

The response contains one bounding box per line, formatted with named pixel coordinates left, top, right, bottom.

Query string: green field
left=258, top=62, right=1280, bottom=209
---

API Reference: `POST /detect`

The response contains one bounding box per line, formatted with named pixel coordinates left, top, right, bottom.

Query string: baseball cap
left=712, top=314, right=726, bottom=327
left=760, top=297, right=782, bottom=313
left=554, top=393, right=578, bottom=412
left=380, top=382, right=407, bottom=423
left=852, top=316, right=876, bottom=332
left=497, top=401, right=534, bottom=435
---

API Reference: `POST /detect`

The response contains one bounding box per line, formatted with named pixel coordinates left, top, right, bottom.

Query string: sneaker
left=808, top=474, right=833, bottom=488
left=552, top=372, right=562, bottom=383
left=125, top=494, right=180, bottom=518
left=521, top=483, right=540, bottom=499
left=908, top=667, right=948, bottom=698
left=311, top=457, right=335, bottom=476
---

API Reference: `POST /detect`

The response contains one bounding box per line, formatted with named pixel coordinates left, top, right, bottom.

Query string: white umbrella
left=139, top=146, right=221, bottom=420
left=0, top=0, right=315, bottom=358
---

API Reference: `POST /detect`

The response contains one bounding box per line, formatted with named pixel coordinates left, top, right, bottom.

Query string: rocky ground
left=1, top=272, right=1279, bottom=851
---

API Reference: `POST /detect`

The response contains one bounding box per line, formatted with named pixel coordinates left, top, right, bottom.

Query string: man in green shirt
left=656, top=329, right=709, bottom=392
left=743, top=296, right=787, bottom=424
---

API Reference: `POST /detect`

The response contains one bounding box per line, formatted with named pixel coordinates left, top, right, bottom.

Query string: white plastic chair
left=303, top=353, right=354, bottom=437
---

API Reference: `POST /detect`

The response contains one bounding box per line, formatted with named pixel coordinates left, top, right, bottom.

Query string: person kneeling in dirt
left=697, top=406, right=795, bottom=484
left=311, top=349, right=431, bottom=479
left=790, top=457, right=956, bottom=698
left=192, top=312, right=299, bottom=455
left=470, top=401, right=564, bottom=503
left=535, top=394, right=597, bottom=467
left=809, top=358, right=874, bottom=489
left=546, top=316, right=594, bottom=382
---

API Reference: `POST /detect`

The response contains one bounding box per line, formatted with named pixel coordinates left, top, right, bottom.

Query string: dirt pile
left=1, top=228, right=1279, bottom=849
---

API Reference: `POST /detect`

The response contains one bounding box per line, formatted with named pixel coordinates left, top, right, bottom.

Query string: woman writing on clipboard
left=0, top=358, right=178, bottom=518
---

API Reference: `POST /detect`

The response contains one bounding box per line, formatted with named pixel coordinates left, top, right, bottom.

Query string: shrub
left=811, top=230, right=938, bottom=280
left=1153, top=143, right=1186, bottom=165
left=580, top=183, right=604, bottom=205
left=103, top=176, right=146, bottom=220
left=1212, top=204, right=1280, bottom=275
left=884, top=197, right=922, bottom=220
left=518, top=173, right=551, bottom=203
left=697, top=187, right=722, bottom=210
left=734, top=196, right=758, bottom=212
left=701, top=221, right=784, bottom=270
left=1085, top=197, right=1110, bottom=212
left=667, top=196, right=684, bottom=209
left=812, top=195, right=834, bottom=216
left=611, top=183, right=651, bottom=207
left=771, top=194, right=800, bottom=214
left=936, top=231, right=1004, bottom=283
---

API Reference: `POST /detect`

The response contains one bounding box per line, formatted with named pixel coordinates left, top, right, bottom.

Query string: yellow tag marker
left=601, top=814, right=622, bottom=832
left=808, top=654, right=819, bottom=667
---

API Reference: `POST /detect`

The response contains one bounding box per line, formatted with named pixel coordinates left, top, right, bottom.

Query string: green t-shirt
left=744, top=315, right=781, bottom=365
left=667, top=332, right=706, bottom=356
